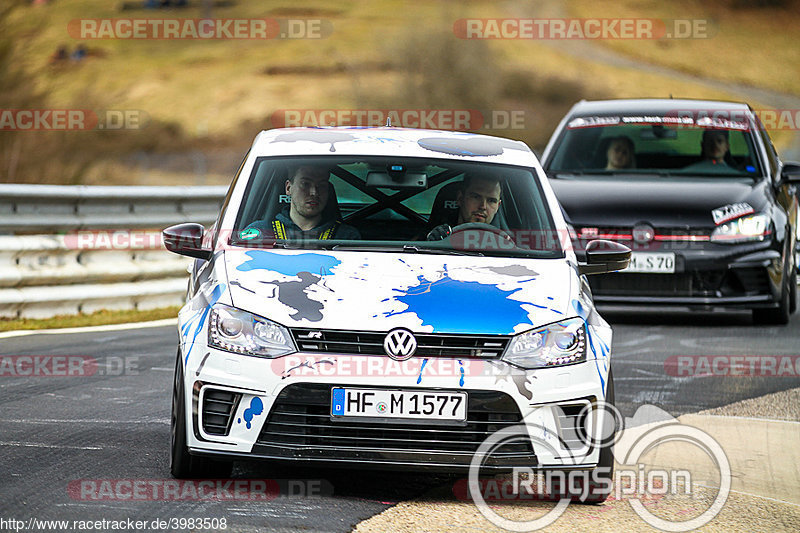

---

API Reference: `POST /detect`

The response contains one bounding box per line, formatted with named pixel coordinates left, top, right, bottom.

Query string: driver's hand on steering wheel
left=426, top=224, right=452, bottom=241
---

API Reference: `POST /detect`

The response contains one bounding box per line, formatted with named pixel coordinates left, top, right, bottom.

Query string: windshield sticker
left=567, top=116, right=620, bottom=129
left=239, top=228, right=260, bottom=240
left=695, top=115, right=748, bottom=131
left=711, top=203, right=754, bottom=225
left=567, top=114, right=749, bottom=130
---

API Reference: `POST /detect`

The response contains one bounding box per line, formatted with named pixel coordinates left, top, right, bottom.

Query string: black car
left=541, top=98, right=800, bottom=324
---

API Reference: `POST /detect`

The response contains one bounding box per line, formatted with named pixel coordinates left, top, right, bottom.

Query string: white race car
left=163, top=127, right=629, bottom=498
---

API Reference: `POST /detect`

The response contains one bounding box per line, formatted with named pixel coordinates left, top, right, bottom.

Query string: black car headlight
left=710, top=214, right=770, bottom=243
left=208, top=304, right=295, bottom=358
left=503, top=318, right=586, bottom=369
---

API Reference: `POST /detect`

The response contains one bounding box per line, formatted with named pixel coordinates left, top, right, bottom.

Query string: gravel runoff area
left=696, top=387, right=800, bottom=421
left=353, top=387, right=800, bottom=533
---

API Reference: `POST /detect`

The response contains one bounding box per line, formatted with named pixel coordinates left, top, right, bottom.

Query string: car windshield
left=547, top=115, right=763, bottom=178
left=230, top=155, right=563, bottom=258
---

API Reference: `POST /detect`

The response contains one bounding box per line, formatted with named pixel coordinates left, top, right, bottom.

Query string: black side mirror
left=780, top=162, right=800, bottom=184
left=162, top=223, right=212, bottom=260
left=579, top=239, right=631, bottom=275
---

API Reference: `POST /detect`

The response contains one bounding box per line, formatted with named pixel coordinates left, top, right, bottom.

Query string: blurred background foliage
left=2, top=0, right=798, bottom=184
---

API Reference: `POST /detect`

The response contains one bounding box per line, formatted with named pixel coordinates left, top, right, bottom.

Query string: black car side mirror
left=780, top=162, right=800, bottom=184
left=579, top=240, right=631, bottom=275
left=163, top=223, right=212, bottom=260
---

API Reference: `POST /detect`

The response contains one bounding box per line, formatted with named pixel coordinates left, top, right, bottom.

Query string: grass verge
left=0, top=306, right=180, bottom=332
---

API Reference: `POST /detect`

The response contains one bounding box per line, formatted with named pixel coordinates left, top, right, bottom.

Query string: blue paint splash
left=585, top=324, right=609, bottom=395
left=571, top=298, right=589, bottom=320
left=417, top=359, right=428, bottom=384
left=241, top=397, right=264, bottom=430
left=184, top=283, right=226, bottom=365
left=385, top=274, right=532, bottom=335
left=237, top=250, right=341, bottom=277
left=458, top=360, right=465, bottom=387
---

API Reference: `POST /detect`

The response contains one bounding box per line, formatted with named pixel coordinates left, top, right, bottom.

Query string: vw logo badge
left=383, top=329, right=417, bottom=361
left=632, top=223, right=655, bottom=244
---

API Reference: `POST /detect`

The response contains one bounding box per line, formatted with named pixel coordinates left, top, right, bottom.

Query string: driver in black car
left=426, top=175, right=502, bottom=240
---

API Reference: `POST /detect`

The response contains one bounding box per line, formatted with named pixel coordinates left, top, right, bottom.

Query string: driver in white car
left=427, top=175, right=503, bottom=240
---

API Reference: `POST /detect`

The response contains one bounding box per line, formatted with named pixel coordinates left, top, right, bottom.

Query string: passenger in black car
left=605, top=136, right=636, bottom=170
left=684, top=129, right=732, bottom=171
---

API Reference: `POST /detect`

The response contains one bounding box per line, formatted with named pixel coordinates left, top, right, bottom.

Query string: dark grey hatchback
left=541, top=98, right=800, bottom=324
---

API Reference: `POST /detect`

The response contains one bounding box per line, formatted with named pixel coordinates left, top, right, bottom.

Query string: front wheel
left=752, top=267, right=791, bottom=325
left=170, top=349, right=232, bottom=479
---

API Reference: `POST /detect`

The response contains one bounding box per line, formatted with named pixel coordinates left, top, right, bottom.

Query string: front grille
left=290, top=329, right=509, bottom=359
left=255, top=384, right=533, bottom=466
left=591, top=268, right=771, bottom=299
left=590, top=273, right=693, bottom=296
left=201, top=388, right=242, bottom=436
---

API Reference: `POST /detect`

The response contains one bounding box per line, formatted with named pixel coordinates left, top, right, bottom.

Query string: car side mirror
left=579, top=239, right=631, bottom=275
left=780, top=162, right=800, bottom=184
left=162, top=223, right=212, bottom=260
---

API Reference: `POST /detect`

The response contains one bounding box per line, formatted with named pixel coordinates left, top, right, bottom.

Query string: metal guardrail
left=0, top=184, right=227, bottom=319
left=0, top=184, right=226, bottom=233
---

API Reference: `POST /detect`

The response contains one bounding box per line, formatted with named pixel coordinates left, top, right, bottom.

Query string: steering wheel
left=448, top=222, right=516, bottom=248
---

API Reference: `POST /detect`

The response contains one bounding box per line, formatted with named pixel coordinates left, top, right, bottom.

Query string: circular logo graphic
left=383, top=329, right=417, bottom=361
left=632, top=223, right=655, bottom=245
left=376, top=402, right=388, bottom=414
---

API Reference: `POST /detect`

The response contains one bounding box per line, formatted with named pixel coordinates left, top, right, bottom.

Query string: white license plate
left=331, top=388, right=467, bottom=421
left=626, top=252, right=676, bottom=273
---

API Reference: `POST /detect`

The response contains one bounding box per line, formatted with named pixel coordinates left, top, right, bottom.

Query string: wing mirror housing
left=579, top=239, right=631, bottom=275
left=162, top=223, right=212, bottom=260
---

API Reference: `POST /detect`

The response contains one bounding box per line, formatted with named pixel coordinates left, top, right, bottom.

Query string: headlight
left=208, top=304, right=295, bottom=358
left=503, top=318, right=586, bottom=369
left=710, top=214, right=770, bottom=243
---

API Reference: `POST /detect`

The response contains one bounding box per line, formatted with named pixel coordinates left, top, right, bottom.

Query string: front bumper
left=583, top=243, right=784, bottom=309
left=181, top=347, right=612, bottom=473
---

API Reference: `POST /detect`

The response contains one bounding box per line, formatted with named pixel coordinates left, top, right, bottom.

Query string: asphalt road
left=1, top=309, right=798, bottom=532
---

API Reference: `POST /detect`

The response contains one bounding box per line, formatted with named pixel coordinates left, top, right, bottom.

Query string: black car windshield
left=230, top=155, right=563, bottom=258
left=547, top=115, right=763, bottom=178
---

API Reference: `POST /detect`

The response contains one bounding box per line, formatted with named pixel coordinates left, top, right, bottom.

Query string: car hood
left=550, top=176, right=770, bottom=228
left=222, top=249, right=575, bottom=335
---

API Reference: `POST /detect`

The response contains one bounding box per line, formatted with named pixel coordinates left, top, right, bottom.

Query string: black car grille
left=590, top=273, right=693, bottom=296
left=290, top=329, right=509, bottom=359
left=201, top=388, right=242, bottom=436
left=255, top=384, right=533, bottom=465
left=590, top=267, right=771, bottom=298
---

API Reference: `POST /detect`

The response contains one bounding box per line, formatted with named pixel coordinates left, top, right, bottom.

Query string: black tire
left=752, top=267, right=791, bottom=325
left=170, top=350, right=233, bottom=479
left=579, top=370, right=615, bottom=504
left=552, top=371, right=615, bottom=504
left=789, top=267, right=797, bottom=315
